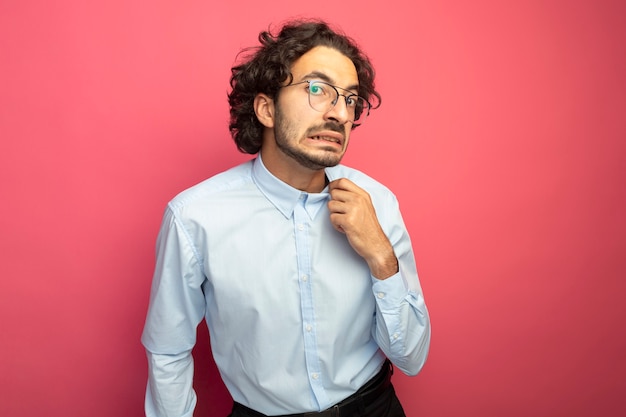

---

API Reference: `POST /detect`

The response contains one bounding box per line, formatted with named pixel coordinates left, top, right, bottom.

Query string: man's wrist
left=368, top=252, right=399, bottom=280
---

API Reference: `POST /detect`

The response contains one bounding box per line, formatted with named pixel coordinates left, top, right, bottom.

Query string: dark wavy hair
left=228, top=19, right=381, bottom=154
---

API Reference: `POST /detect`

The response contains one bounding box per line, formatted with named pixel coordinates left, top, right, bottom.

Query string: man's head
left=228, top=20, right=381, bottom=156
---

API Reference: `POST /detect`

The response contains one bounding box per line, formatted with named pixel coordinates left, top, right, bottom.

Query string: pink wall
left=1, top=1, right=625, bottom=416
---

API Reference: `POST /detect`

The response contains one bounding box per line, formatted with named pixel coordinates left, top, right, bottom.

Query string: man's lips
left=307, top=131, right=344, bottom=146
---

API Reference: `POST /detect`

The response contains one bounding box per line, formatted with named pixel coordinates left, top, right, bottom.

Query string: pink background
left=1, top=1, right=625, bottom=416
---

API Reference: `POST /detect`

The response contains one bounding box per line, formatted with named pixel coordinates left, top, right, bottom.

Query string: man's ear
left=254, top=93, right=275, bottom=128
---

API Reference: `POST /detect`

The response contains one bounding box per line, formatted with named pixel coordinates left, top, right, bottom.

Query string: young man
left=142, top=20, right=430, bottom=417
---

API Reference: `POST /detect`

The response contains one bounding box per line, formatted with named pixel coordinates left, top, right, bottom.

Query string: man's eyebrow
left=300, top=71, right=360, bottom=93
left=301, top=71, right=333, bottom=83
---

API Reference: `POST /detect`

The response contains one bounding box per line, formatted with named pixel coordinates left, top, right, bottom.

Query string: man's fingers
left=328, top=178, right=359, bottom=192
left=329, top=213, right=346, bottom=234
left=327, top=199, right=346, bottom=214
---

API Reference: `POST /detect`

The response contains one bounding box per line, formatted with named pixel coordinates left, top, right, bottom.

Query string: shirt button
left=377, top=292, right=385, bottom=299
left=297, top=224, right=304, bottom=231
left=311, top=373, right=319, bottom=380
left=301, top=275, right=308, bottom=282
left=393, top=333, right=399, bottom=340
left=306, top=324, right=312, bottom=332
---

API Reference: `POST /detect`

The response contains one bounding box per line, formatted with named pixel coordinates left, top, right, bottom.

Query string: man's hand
left=328, top=178, right=398, bottom=279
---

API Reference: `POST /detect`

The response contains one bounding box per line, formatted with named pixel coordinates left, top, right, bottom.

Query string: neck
left=260, top=148, right=328, bottom=193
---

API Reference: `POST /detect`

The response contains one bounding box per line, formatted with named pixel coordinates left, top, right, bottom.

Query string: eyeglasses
left=282, top=80, right=372, bottom=126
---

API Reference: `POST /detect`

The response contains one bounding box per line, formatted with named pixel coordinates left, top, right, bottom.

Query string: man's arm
left=328, top=178, right=398, bottom=279
left=328, top=178, right=431, bottom=375
left=141, top=207, right=207, bottom=417
left=145, top=350, right=196, bottom=417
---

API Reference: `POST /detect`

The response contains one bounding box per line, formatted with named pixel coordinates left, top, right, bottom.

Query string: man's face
left=272, top=46, right=359, bottom=171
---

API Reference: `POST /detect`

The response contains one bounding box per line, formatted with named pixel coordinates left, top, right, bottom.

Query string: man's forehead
left=290, top=46, right=358, bottom=87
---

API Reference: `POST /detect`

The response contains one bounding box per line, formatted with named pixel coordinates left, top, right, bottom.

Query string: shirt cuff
left=371, top=272, right=407, bottom=310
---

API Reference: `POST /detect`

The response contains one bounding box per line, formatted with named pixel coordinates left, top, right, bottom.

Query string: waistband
left=232, top=360, right=393, bottom=417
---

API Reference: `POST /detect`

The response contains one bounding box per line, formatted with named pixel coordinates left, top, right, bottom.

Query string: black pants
left=228, top=362, right=406, bottom=417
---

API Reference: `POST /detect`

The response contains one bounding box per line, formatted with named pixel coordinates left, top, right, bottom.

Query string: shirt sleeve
left=141, top=205, right=207, bottom=417
left=370, top=194, right=431, bottom=376
left=145, top=351, right=196, bottom=417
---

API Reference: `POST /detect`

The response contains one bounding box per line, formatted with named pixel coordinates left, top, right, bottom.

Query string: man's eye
left=309, top=83, right=325, bottom=95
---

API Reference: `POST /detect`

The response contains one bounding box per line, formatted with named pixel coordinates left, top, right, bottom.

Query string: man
left=142, top=19, right=430, bottom=417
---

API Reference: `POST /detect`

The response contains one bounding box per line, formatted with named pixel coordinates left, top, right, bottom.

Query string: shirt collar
left=252, top=155, right=331, bottom=220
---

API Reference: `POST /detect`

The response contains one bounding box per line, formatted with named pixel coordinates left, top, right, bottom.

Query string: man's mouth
left=310, top=135, right=341, bottom=144
left=306, top=126, right=345, bottom=146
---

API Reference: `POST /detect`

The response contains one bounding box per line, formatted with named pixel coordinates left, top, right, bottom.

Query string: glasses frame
left=282, top=80, right=371, bottom=126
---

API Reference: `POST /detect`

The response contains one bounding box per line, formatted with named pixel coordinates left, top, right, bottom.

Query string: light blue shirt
left=141, top=156, right=430, bottom=417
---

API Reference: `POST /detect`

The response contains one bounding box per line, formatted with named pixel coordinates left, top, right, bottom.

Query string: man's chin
left=308, top=150, right=344, bottom=168
left=277, top=141, right=344, bottom=170
left=297, top=154, right=342, bottom=170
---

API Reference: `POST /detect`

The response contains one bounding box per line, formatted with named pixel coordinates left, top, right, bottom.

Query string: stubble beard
left=274, top=107, right=347, bottom=171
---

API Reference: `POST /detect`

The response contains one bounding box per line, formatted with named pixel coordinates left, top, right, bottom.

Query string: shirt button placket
left=293, top=197, right=328, bottom=408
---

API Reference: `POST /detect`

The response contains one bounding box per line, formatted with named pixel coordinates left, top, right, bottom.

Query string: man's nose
left=324, top=96, right=351, bottom=125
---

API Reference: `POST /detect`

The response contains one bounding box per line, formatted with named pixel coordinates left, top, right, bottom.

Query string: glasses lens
left=307, top=81, right=370, bottom=125
left=352, top=97, right=370, bottom=125
left=307, top=81, right=333, bottom=112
